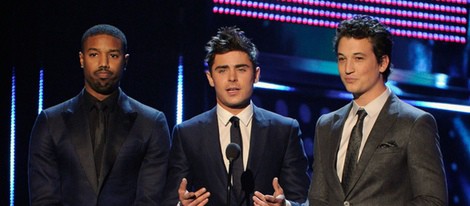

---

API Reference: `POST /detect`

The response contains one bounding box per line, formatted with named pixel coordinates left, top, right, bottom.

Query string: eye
left=110, top=54, right=119, bottom=58
left=216, top=68, right=226, bottom=73
left=355, top=56, right=364, bottom=61
left=337, top=56, right=345, bottom=62
left=237, top=67, right=247, bottom=72
left=88, top=53, right=98, bottom=57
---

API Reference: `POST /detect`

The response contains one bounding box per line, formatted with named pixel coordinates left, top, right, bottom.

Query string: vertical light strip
left=38, top=69, right=44, bottom=114
left=10, top=67, right=16, bottom=206
left=176, top=55, right=184, bottom=124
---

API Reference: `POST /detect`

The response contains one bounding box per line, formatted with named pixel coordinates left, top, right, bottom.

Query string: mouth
left=344, top=77, right=356, bottom=84
left=95, top=71, right=112, bottom=79
left=226, top=87, right=240, bottom=95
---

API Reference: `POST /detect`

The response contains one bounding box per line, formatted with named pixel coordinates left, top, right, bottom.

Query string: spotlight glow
left=254, top=81, right=296, bottom=91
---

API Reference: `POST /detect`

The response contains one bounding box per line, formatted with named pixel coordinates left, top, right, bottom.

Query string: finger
left=272, top=177, right=284, bottom=197
left=194, top=187, right=207, bottom=198
left=264, top=195, right=278, bottom=203
left=178, top=178, right=188, bottom=196
left=253, top=191, right=266, bottom=201
left=252, top=194, right=265, bottom=205
left=196, top=198, right=209, bottom=206
left=189, top=191, right=210, bottom=206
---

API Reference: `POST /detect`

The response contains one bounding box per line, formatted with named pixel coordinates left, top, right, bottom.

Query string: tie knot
left=356, top=109, right=367, bottom=120
left=229, top=116, right=240, bottom=128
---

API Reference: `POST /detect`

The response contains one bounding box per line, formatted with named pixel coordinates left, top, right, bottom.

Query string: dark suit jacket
left=29, top=88, right=171, bottom=206
left=308, top=93, right=448, bottom=205
left=162, top=105, right=310, bottom=206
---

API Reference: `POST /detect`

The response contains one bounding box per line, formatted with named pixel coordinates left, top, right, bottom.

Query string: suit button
left=344, top=201, right=351, bottom=206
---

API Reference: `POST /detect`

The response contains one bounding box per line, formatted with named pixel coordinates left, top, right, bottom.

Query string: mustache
left=97, top=66, right=109, bottom=71
left=94, top=66, right=113, bottom=75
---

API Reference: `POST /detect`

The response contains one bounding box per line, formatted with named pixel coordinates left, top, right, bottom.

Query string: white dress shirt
left=217, top=102, right=253, bottom=172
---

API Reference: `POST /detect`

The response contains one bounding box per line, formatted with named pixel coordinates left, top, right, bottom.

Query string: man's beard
left=86, top=77, right=119, bottom=95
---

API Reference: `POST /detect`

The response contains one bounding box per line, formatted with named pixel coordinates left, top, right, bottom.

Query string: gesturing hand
left=253, top=177, right=286, bottom=206
left=178, top=178, right=211, bottom=206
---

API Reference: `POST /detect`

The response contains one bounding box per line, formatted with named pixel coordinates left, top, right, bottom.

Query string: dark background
left=2, top=1, right=469, bottom=205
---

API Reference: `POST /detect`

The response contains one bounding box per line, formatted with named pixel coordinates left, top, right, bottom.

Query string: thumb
left=178, top=178, right=188, bottom=196
left=272, top=177, right=284, bottom=197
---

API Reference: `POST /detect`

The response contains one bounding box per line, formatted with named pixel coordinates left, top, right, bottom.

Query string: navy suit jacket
left=308, top=93, right=447, bottom=205
left=29, top=89, right=171, bottom=206
left=162, top=105, right=310, bottom=206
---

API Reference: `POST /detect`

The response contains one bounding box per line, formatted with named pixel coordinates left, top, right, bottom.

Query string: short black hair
left=81, top=24, right=127, bottom=53
left=205, top=26, right=258, bottom=71
left=334, top=15, right=393, bottom=82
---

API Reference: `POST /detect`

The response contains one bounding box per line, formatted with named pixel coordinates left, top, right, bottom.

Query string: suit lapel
left=329, top=105, right=351, bottom=194
left=201, top=108, right=227, bottom=190
left=247, top=106, right=270, bottom=179
left=67, top=92, right=99, bottom=193
left=345, top=94, right=399, bottom=196
left=98, top=91, right=137, bottom=190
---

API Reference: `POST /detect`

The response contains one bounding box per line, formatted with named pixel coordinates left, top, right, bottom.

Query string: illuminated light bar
left=390, top=28, right=466, bottom=43
left=254, top=81, right=296, bottom=91
left=176, top=56, right=184, bottom=124
left=38, top=69, right=44, bottom=114
left=284, top=0, right=468, bottom=13
left=215, top=0, right=468, bottom=24
left=10, top=68, right=16, bottom=206
left=405, top=100, right=470, bottom=114
left=213, top=0, right=468, bottom=43
left=214, top=1, right=468, bottom=27
left=326, top=89, right=470, bottom=114
left=213, top=7, right=466, bottom=43
left=329, top=0, right=467, bottom=14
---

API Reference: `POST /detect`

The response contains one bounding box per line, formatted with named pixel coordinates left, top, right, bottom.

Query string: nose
left=344, top=60, right=354, bottom=74
left=228, top=68, right=238, bottom=82
left=98, top=55, right=110, bottom=69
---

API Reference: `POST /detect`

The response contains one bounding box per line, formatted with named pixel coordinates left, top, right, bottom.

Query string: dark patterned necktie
left=229, top=116, right=244, bottom=199
left=342, top=109, right=367, bottom=192
left=94, top=102, right=106, bottom=181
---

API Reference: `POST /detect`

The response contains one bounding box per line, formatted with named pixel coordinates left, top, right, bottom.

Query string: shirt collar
left=83, top=89, right=119, bottom=112
left=351, top=87, right=391, bottom=119
left=217, top=101, right=254, bottom=127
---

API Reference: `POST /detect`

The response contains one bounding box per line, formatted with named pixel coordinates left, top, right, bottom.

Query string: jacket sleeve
left=406, top=113, right=448, bottom=205
left=161, top=124, right=191, bottom=206
left=135, top=111, right=171, bottom=205
left=29, top=111, right=62, bottom=206
left=308, top=114, right=329, bottom=206
left=281, top=118, right=311, bottom=205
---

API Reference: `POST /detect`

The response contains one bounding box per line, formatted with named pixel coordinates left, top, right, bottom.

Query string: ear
left=254, top=67, right=260, bottom=83
left=79, top=51, right=84, bottom=68
left=205, top=70, right=215, bottom=87
left=124, top=54, right=130, bottom=71
left=379, top=55, right=389, bottom=73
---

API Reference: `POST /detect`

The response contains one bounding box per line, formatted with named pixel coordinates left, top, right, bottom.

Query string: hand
left=178, top=178, right=210, bottom=206
left=253, top=177, right=286, bottom=206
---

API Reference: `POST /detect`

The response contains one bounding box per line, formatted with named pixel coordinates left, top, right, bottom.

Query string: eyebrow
left=214, top=63, right=250, bottom=70
left=86, top=48, right=122, bottom=53
left=337, top=52, right=366, bottom=56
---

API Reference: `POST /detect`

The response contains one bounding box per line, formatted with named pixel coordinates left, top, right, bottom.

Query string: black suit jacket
left=29, top=88, right=171, bottom=206
left=308, top=93, right=447, bottom=205
left=162, top=105, right=310, bottom=206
